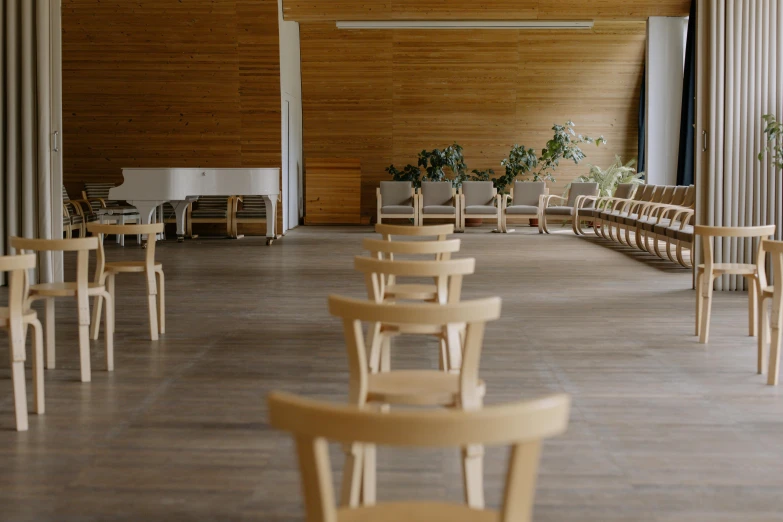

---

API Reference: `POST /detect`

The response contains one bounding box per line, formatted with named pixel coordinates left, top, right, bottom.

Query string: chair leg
left=759, top=297, right=769, bottom=375
left=77, top=297, right=92, bottom=384
left=699, top=276, right=713, bottom=344
left=9, top=331, right=28, bottom=432
left=362, top=442, right=377, bottom=506
left=91, top=293, right=104, bottom=340
left=103, top=291, right=114, bottom=371
left=340, top=442, right=364, bottom=507
left=445, top=323, right=462, bottom=372
left=380, top=336, right=391, bottom=372
left=462, top=443, right=485, bottom=509
left=147, top=290, right=159, bottom=342
left=695, top=271, right=702, bottom=336
left=748, top=276, right=758, bottom=337
left=30, top=319, right=45, bottom=414
left=367, top=324, right=382, bottom=373
left=157, top=270, right=166, bottom=335
left=768, top=298, right=783, bottom=385
left=45, top=298, right=56, bottom=369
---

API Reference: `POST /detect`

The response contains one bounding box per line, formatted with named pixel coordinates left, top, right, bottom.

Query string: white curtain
left=0, top=0, right=62, bottom=285
left=697, top=0, right=783, bottom=290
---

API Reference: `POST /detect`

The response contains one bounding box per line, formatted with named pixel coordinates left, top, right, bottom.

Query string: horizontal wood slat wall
left=284, top=1, right=689, bottom=21
left=304, top=158, right=362, bottom=224
left=62, top=0, right=282, bottom=206
left=301, top=21, right=647, bottom=220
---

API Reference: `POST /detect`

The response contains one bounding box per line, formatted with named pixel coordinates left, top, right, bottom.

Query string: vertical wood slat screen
left=700, top=0, right=783, bottom=290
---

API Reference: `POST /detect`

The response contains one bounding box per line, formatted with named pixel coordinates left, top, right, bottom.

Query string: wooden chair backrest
left=636, top=184, right=655, bottom=201
left=657, top=186, right=675, bottom=204
left=760, top=240, right=783, bottom=291
left=695, top=225, right=777, bottom=273
left=669, top=186, right=688, bottom=206
left=268, top=390, right=570, bottom=522
left=354, top=256, right=475, bottom=304
left=375, top=223, right=454, bottom=241
left=682, top=185, right=696, bottom=207
left=362, top=238, right=460, bottom=262
left=10, top=237, right=99, bottom=291
left=87, top=223, right=164, bottom=283
left=0, top=254, right=36, bottom=358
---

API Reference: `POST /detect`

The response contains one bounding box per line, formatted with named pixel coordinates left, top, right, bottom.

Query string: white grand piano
left=110, top=168, right=281, bottom=245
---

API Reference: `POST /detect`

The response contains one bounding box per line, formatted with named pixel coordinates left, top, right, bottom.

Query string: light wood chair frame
left=538, top=185, right=598, bottom=235
left=10, top=237, right=114, bottom=383
left=694, top=224, right=776, bottom=345
left=500, top=186, right=549, bottom=233
left=375, top=223, right=454, bottom=242
left=268, top=389, right=570, bottom=522
left=328, top=295, right=500, bottom=511
left=186, top=196, right=235, bottom=238
left=418, top=185, right=460, bottom=230
left=757, top=240, right=783, bottom=385
left=1, top=254, right=44, bottom=431
left=458, top=185, right=501, bottom=233
left=230, top=195, right=269, bottom=239
left=376, top=186, right=419, bottom=226
left=87, top=223, right=166, bottom=342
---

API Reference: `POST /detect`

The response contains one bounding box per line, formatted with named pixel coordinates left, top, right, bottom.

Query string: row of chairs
left=62, top=183, right=269, bottom=239
left=378, top=180, right=603, bottom=233
left=574, top=184, right=696, bottom=267
left=2, top=224, right=166, bottom=431
left=269, top=223, right=571, bottom=520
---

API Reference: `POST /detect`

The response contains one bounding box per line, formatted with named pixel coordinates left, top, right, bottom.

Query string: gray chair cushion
left=380, top=181, right=413, bottom=207
left=544, top=206, right=573, bottom=216
left=512, top=181, right=546, bottom=206
left=675, top=225, right=694, bottom=242
left=465, top=205, right=498, bottom=215
left=613, top=183, right=636, bottom=200
left=423, top=205, right=456, bottom=215
left=462, top=181, right=494, bottom=207
left=506, top=205, right=538, bottom=215
left=577, top=208, right=599, bottom=217
left=422, top=182, right=454, bottom=207
left=381, top=205, right=415, bottom=215
left=620, top=213, right=640, bottom=225
left=567, top=182, right=598, bottom=207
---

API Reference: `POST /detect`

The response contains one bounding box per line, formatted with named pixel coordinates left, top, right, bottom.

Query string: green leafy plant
left=418, top=143, right=468, bottom=186
left=758, top=114, right=783, bottom=170
left=497, top=145, right=537, bottom=193
left=468, top=168, right=496, bottom=182
left=385, top=164, right=422, bottom=188
left=569, top=156, right=644, bottom=198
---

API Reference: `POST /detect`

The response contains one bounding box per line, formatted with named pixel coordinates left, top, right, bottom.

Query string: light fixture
left=335, top=20, right=594, bottom=30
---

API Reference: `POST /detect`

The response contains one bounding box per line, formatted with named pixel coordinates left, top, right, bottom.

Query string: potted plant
left=569, top=156, right=644, bottom=201
left=385, top=163, right=423, bottom=188
left=759, top=114, right=783, bottom=170
left=418, top=143, right=468, bottom=186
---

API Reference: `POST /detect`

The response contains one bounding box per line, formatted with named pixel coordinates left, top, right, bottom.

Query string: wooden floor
left=1, top=226, right=782, bottom=521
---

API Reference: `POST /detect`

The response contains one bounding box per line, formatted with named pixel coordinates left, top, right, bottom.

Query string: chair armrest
left=66, top=200, right=85, bottom=216
left=502, top=194, right=511, bottom=210
left=541, top=194, right=567, bottom=208
left=376, top=187, right=382, bottom=208
left=494, top=194, right=502, bottom=209
left=575, top=195, right=600, bottom=209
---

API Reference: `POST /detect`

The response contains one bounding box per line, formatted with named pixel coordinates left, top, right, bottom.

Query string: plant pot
left=465, top=218, right=483, bottom=227
left=528, top=218, right=539, bottom=227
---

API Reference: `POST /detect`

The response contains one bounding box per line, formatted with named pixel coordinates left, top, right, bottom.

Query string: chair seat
left=653, top=220, right=678, bottom=235
left=620, top=213, right=640, bottom=225
left=697, top=263, right=757, bottom=275
left=422, top=205, right=456, bottom=215
left=105, top=261, right=163, bottom=273
left=640, top=218, right=672, bottom=232
left=385, top=283, right=438, bottom=301
left=381, top=205, right=415, bottom=216
left=191, top=211, right=228, bottom=218
left=236, top=211, right=266, bottom=219
left=30, top=281, right=106, bottom=297
left=762, top=285, right=773, bottom=298
left=602, top=211, right=625, bottom=222
left=577, top=207, right=598, bottom=217
left=505, top=205, right=538, bottom=215
left=464, top=205, right=497, bottom=215
left=544, top=206, right=573, bottom=216
left=338, top=502, right=498, bottom=522
left=367, top=370, right=486, bottom=407
left=0, top=308, right=39, bottom=328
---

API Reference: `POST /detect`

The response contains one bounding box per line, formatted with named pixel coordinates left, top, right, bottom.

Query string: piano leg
left=262, top=195, right=278, bottom=246
left=131, top=202, right=162, bottom=248
left=172, top=201, right=190, bottom=242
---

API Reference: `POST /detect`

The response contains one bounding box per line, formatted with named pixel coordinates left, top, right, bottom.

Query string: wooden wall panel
left=284, top=0, right=690, bottom=21
left=62, top=0, right=281, bottom=196
left=304, top=158, right=362, bottom=224
left=301, top=21, right=647, bottom=220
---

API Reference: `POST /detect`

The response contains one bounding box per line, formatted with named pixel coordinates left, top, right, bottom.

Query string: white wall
left=646, top=17, right=687, bottom=186
left=278, top=0, right=303, bottom=231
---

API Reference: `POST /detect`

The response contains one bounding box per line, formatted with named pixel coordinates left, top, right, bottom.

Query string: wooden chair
left=694, top=225, right=776, bottom=344
left=757, top=240, right=783, bottom=385
left=186, top=195, right=234, bottom=238
left=1, top=254, right=44, bottom=431
left=10, top=237, right=114, bottom=383
left=538, top=182, right=598, bottom=234
left=573, top=182, right=636, bottom=236
left=327, top=295, right=503, bottom=510
left=87, top=223, right=166, bottom=342
left=232, top=195, right=268, bottom=238
left=82, top=182, right=135, bottom=210
left=419, top=182, right=459, bottom=229
left=501, top=181, right=547, bottom=233
left=267, top=390, right=570, bottom=522
left=62, top=185, right=96, bottom=238
left=354, top=256, right=475, bottom=374
left=459, top=181, right=501, bottom=232
left=377, top=181, right=418, bottom=226
left=375, top=223, right=454, bottom=241
left=363, top=237, right=460, bottom=262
